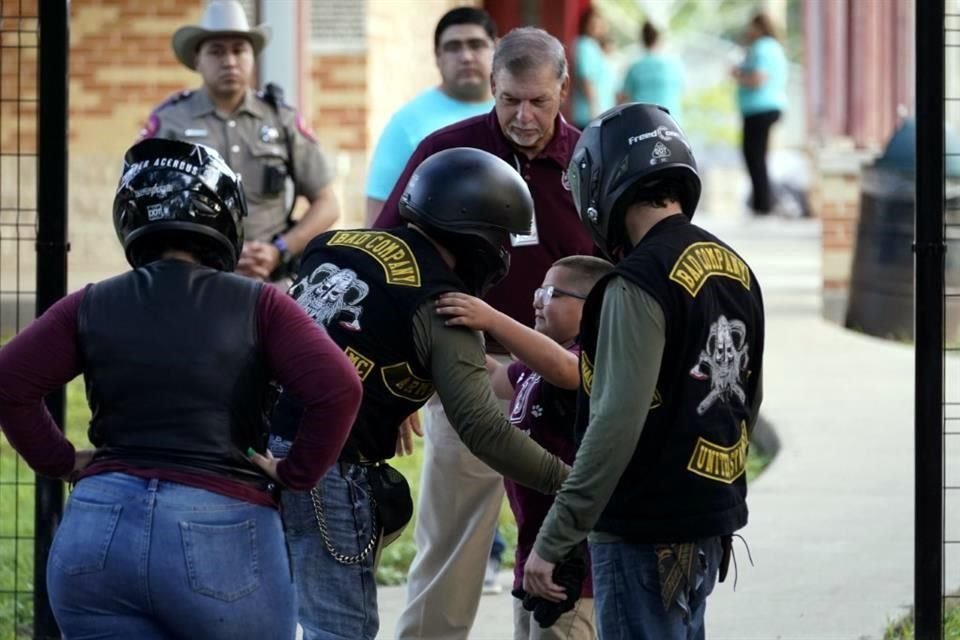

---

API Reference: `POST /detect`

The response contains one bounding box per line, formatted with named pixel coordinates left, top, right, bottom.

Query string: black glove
left=514, top=551, right=588, bottom=628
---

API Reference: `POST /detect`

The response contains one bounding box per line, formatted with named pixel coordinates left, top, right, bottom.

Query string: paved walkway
left=377, top=210, right=956, bottom=639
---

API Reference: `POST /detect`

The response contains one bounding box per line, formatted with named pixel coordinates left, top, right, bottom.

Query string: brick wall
left=306, top=0, right=481, bottom=228
left=809, top=144, right=877, bottom=325
left=309, top=52, right=367, bottom=228
left=68, top=0, right=203, bottom=287
left=0, top=1, right=38, bottom=326
left=70, top=0, right=200, bottom=154
left=362, top=0, right=482, bottom=226
left=366, top=0, right=480, bottom=151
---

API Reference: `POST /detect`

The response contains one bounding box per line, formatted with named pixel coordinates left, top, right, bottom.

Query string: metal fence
left=917, top=1, right=957, bottom=639
left=0, top=1, right=68, bottom=638
left=944, top=3, right=960, bottom=638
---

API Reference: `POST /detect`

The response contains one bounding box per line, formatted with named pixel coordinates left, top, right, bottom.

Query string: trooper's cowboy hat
left=172, top=0, right=272, bottom=71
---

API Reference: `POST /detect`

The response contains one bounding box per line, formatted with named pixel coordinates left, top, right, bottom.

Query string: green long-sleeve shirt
left=534, top=275, right=764, bottom=561
left=410, top=302, right=570, bottom=495
left=534, top=277, right=665, bottom=561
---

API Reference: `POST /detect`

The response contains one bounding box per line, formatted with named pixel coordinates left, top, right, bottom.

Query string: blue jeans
left=47, top=472, right=295, bottom=640
left=590, top=538, right=722, bottom=640
left=271, top=437, right=379, bottom=640
left=491, top=527, right=507, bottom=561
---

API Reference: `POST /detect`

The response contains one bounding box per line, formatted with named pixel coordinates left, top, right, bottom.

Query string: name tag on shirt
left=510, top=213, right=540, bottom=247
left=184, top=128, right=208, bottom=137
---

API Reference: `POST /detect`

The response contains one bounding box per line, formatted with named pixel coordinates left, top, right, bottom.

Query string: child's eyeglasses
left=533, top=286, right=587, bottom=306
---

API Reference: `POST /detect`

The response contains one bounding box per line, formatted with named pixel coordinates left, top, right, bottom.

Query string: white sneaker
left=482, top=557, right=503, bottom=595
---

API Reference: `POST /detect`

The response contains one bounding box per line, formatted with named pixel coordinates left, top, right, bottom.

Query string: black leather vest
left=576, top=215, right=765, bottom=542
left=78, top=260, right=272, bottom=487
left=271, top=226, right=465, bottom=462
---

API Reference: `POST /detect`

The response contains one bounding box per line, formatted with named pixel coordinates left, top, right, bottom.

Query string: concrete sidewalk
left=700, top=214, right=917, bottom=640
left=377, top=211, right=952, bottom=639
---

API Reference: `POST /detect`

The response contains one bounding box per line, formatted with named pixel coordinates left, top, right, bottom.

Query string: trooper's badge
left=260, top=125, right=280, bottom=143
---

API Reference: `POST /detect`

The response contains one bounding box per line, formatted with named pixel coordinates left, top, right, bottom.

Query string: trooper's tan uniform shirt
left=142, top=88, right=334, bottom=242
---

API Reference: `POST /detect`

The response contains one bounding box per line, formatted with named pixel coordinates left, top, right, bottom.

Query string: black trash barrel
left=845, top=119, right=960, bottom=342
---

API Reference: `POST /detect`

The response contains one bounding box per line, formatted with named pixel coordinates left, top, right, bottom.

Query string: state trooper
left=140, top=0, right=339, bottom=281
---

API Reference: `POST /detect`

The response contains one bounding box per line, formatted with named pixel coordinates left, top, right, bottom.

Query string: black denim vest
left=576, top=216, right=765, bottom=542
left=271, top=227, right=465, bottom=462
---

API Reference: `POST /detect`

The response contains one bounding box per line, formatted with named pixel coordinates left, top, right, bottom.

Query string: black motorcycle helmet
left=567, top=103, right=701, bottom=260
left=399, top=147, right=534, bottom=295
left=113, top=139, right=247, bottom=270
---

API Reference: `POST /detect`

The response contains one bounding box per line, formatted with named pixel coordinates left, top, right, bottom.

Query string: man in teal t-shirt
left=620, top=21, right=684, bottom=125
left=364, top=8, right=496, bottom=224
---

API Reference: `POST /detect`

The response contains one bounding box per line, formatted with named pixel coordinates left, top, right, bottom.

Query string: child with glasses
left=435, top=255, right=612, bottom=640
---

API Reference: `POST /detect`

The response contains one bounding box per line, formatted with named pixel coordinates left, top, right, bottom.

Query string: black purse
left=309, top=461, right=413, bottom=566
left=367, top=461, right=414, bottom=547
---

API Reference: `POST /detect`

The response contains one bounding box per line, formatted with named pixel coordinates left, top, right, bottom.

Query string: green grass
left=746, top=446, right=772, bottom=481
left=0, top=378, right=89, bottom=639
left=883, top=598, right=960, bottom=639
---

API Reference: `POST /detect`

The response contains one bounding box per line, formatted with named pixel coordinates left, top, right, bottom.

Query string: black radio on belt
left=262, top=83, right=295, bottom=200
left=263, top=163, right=288, bottom=195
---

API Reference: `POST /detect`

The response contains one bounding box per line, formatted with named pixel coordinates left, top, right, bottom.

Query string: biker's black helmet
left=567, top=103, right=701, bottom=260
left=113, top=139, right=247, bottom=270
left=399, top=147, right=534, bottom=295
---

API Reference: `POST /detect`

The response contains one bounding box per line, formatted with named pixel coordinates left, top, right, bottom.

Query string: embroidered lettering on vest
left=344, top=346, right=375, bottom=381
left=669, top=242, right=750, bottom=297
left=381, top=362, right=434, bottom=402
left=686, top=421, right=749, bottom=484
left=328, top=231, right=421, bottom=287
left=580, top=351, right=594, bottom=397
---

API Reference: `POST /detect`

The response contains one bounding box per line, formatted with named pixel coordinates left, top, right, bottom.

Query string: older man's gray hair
left=492, top=27, right=568, bottom=80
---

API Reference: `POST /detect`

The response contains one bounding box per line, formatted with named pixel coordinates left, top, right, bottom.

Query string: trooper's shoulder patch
left=139, top=90, right=195, bottom=139
left=294, top=112, right=317, bottom=142
left=138, top=113, right=161, bottom=140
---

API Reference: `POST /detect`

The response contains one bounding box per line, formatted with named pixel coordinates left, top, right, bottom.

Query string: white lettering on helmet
left=150, top=157, right=200, bottom=175
left=628, top=125, right=682, bottom=146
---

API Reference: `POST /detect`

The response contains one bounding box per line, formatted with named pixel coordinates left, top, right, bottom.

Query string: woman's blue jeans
left=590, top=537, right=722, bottom=640
left=47, top=472, right=296, bottom=640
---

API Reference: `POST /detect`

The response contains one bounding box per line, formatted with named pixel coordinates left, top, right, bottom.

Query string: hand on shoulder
left=435, top=292, right=498, bottom=331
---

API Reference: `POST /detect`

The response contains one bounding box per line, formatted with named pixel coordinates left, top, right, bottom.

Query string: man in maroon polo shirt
left=374, top=26, right=596, bottom=640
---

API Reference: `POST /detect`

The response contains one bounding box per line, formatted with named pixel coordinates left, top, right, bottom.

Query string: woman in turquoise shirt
left=732, top=12, right=787, bottom=215
left=620, top=21, right=684, bottom=125
left=573, top=8, right=617, bottom=129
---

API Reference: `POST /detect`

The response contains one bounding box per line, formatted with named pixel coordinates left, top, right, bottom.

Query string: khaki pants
left=513, top=597, right=596, bottom=640
left=396, top=392, right=507, bottom=640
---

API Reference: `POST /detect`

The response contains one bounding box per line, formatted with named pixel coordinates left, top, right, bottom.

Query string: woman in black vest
left=0, top=139, right=362, bottom=639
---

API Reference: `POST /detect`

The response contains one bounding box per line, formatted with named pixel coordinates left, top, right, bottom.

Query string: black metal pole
left=34, top=2, right=70, bottom=638
left=915, top=1, right=946, bottom=638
